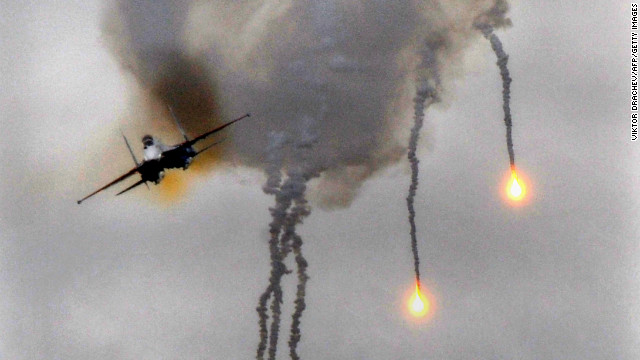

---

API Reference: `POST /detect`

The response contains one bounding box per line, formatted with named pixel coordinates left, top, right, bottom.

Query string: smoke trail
left=477, top=24, right=516, bottom=169
left=273, top=123, right=318, bottom=360
left=257, top=133, right=289, bottom=360
left=267, top=174, right=306, bottom=360
left=288, top=232, right=308, bottom=360
left=262, top=172, right=310, bottom=360
left=282, top=140, right=317, bottom=360
left=258, top=123, right=318, bottom=360
left=407, top=43, right=439, bottom=287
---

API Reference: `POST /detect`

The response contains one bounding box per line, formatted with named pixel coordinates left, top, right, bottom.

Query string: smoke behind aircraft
left=102, top=0, right=512, bottom=207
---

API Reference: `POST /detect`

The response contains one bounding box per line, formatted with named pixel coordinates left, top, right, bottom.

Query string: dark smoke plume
left=477, top=24, right=516, bottom=169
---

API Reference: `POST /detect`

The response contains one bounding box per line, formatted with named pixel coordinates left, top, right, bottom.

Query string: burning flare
left=507, top=169, right=525, bottom=201
left=510, top=176, right=522, bottom=198
left=408, top=283, right=430, bottom=318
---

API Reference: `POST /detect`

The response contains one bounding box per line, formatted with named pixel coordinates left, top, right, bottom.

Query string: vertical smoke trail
left=257, top=123, right=318, bottom=360
left=478, top=24, right=516, bottom=169
left=257, top=133, right=289, bottom=360
left=274, top=123, right=318, bottom=360
left=265, top=172, right=309, bottom=360
left=283, top=148, right=317, bottom=360
left=267, top=174, right=305, bottom=360
left=407, top=44, right=439, bottom=288
left=288, top=232, right=308, bottom=360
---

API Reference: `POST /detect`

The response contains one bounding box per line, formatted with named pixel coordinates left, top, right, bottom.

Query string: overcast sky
left=1, top=1, right=638, bottom=359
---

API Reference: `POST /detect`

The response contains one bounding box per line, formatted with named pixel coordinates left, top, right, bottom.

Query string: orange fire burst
left=408, top=283, right=430, bottom=318
left=153, top=172, right=188, bottom=205
left=152, top=137, right=226, bottom=205
left=505, top=168, right=528, bottom=204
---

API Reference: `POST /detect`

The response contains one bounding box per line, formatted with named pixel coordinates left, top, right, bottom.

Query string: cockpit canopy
left=142, top=135, right=154, bottom=147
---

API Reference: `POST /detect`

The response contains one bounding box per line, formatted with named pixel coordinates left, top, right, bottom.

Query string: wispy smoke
left=476, top=24, right=516, bottom=169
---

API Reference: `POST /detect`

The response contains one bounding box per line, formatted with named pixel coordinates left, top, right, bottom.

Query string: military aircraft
left=77, top=111, right=250, bottom=204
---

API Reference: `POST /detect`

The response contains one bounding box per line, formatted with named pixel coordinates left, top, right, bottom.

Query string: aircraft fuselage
left=142, top=135, right=196, bottom=170
left=77, top=112, right=249, bottom=204
left=137, top=159, right=165, bottom=184
left=161, top=146, right=196, bottom=170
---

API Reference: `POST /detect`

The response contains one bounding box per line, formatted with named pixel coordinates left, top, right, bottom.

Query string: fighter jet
left=77, top=111, right=250, bottom=204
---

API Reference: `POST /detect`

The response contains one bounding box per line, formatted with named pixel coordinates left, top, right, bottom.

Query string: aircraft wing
left=180, top=113, right=250, bottom=149
left=77, top=167, right=139, bottom=204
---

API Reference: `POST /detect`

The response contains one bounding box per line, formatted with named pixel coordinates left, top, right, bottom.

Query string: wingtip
left=246, top=113, right=251, bottom=117
left=77, top=200, right=82, bottom=205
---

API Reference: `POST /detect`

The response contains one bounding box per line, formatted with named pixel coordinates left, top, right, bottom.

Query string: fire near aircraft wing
left=180, top=113, right=250, bottom=149
left=77, top=167, right=139, bottom=204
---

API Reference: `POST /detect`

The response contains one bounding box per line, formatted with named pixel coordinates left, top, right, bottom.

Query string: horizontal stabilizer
left=116, top=179, right=146, bottom=196
left=184, top=113, right=250, bottom=148
left=196, top=139, right=226, bottom=156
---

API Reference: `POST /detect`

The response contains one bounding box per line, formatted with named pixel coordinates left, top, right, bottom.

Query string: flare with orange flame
left=506, top=168, right=526, bottom=202
left=408, top=283, right=430, bottom=318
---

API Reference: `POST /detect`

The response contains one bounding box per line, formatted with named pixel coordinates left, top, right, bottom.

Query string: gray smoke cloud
left=101, top=0, right=513, bottom=207
left=99, top=2, right=513, bottom=359
left=476, top=23, right=516, bottom=169
left=4, top=1, right=637, bottom=359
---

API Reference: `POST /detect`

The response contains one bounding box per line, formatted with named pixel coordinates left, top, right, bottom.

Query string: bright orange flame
left=151, top=145, right=226, bottom=206
left=408, top=284, right=430, bottom=318
left=506, top=169, right=526, bottom=202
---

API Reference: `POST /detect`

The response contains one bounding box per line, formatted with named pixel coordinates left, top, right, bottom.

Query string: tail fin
left=121, top=130, right=139, bottom=166
left=121, top=130, right=149, bottom=190
left=168, top=106, right=189, bottom=141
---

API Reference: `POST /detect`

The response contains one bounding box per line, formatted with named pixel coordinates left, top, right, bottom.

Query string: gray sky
left=1, top=1, right=638, bottom=359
